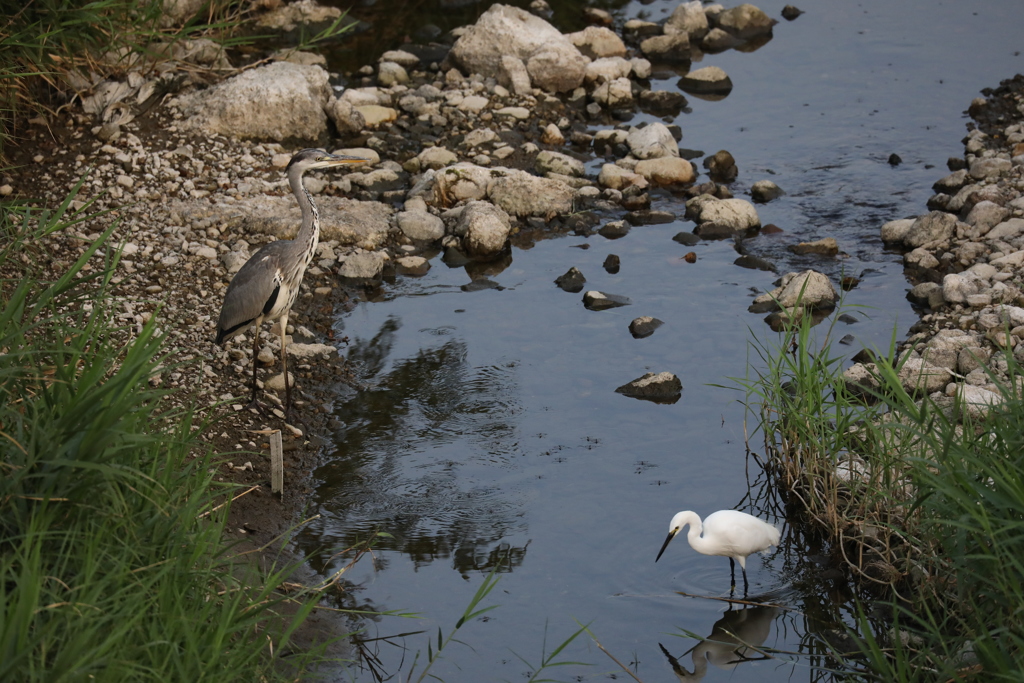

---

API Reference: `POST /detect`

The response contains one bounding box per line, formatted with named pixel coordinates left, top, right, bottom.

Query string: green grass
left=737, top=308, right=1024, bottom=680
left=0, top=180, right=331, bottom=681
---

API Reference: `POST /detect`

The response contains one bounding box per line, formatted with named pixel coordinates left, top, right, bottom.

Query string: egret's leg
left=742, top=567, right=749, bottom=597
left=279, top=310, right=291, bottom=413
left=729, top=557, right=736, bottom=587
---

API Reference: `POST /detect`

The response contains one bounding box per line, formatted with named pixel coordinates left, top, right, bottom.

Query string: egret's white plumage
left=656, top=509, right=780, bottom=592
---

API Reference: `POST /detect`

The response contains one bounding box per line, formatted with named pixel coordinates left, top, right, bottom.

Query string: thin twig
left=586, top=630, right=644, bottom=683
left=197, top=484, right=259, bottom=519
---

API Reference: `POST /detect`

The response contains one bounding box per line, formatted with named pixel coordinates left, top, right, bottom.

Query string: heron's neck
left=290, top=170, right=321, bottom=266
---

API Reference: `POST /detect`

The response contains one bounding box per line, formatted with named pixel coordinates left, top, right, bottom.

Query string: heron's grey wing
left=215, top=242, right=286, bottom=343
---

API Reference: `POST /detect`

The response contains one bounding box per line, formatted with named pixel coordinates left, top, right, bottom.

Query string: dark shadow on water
left=293, top=314, right=530, bottom=574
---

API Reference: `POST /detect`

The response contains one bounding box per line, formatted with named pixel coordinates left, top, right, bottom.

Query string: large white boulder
left=170, top=62, right=330, bottom=141
left=449, top=4, right=588, bottom=93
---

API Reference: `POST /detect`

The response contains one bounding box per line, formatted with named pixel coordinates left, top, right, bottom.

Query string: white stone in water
left=626, top=122, right=679, bottom=159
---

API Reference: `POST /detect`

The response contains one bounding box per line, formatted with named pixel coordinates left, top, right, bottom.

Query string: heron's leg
left=279, top=310, right=291, bottom=413
left=729, top=557, right=736, bottom=587
left=742, top=567, right=749, bottom=597
left=248, top=319, right=263, bottom=407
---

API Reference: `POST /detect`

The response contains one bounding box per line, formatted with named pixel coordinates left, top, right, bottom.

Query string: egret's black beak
left=655, top=530, right=677, bottom=562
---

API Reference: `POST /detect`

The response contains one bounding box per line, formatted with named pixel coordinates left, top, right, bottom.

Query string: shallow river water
left=290, top=0, right=1024, bottom=680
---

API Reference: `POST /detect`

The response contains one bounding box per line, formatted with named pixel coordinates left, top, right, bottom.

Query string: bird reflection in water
left=660, top=604, right=780, bottom=682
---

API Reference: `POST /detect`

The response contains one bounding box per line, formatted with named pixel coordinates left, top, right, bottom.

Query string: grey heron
left=215, top=148, right=367, bottom=415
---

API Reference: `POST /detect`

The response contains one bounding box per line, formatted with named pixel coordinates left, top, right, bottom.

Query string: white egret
left=655, top=509, right=780, bottom=593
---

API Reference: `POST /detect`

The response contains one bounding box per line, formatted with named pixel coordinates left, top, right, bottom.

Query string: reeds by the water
left=737, top=308, right=1024, bottom=680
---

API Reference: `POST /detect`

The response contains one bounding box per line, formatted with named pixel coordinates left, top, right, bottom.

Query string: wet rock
left=640, top=33, right=691, bottom=63
left=716, top=3, right=777, bottom=39
left=907, top=282, right=945, bottom=309
left=397, top=209, right=445, bottom=242
left=455, top=201, right=512, bottom=260
left=665, top=1, right=709, bottom=40
left=461, top=278, right=503, bottom=292
left=629, top=316, right=664, bottom=338
left=751, top=179, right=784, bottom=202
left=701, top=28, right=742, bottom=51
left=624, top=19, right=661, bottom=41
left=585, top=56, right=631, bottom=85
left=396, top=255, right=431, bottom=276
left=734, top=254, right=777, bottom=272
left=536, top=150, right=586, bottom=177
left=592, top=77, right=634, bottom=108
left=598, top=163, right=648, bottom=191
left=638, top=90, right=689, bottom=117
left=903, top=211, right=959, bottom=248
left=703, top=149, right=738, bottom=182
left=781, top=5, right=803, bottom=20
left=170, top=61, right=330, bottom=141
left=880, top=217, right=915, bottom=244
left=749, top=269, right=838, bottom=312
left=672, top=231, right=700, bottom=246
left=626, top=210, right=675, bottom=225
left=627, top=123, right=679, bottom=159
left=687, top=195, right=760, bottom=233
left=634, top=157, right=696, bottom=185
left=338, top=250, right=388, bottom=281
left=603, top=254, right=620, bottom=273
left=583, top=290, right=631, bottom=310
left=449, top=4, right=587, bottom=93
left=569, top=26, right=627, bottom=59
left=554, top=266, right=586, bottom=292
left=789, top=237, right=839, bottom=256
left=615, top=372, right=682, bottom=402
left=933, top=168, right=969, bottom=194
left=678, top=67, right=733, bottom=97
left=599, top=220, right=630, bottom=239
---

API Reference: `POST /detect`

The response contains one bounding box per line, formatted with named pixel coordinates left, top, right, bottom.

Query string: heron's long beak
left=655, top=530, right=677, bottom=562
left=323, top=154, right=370, bottom=166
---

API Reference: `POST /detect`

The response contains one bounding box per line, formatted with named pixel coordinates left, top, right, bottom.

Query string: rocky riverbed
left=3, top=0, right=1024, bottom=621
left=3, top=0, right=794, bottom=541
